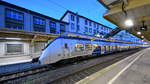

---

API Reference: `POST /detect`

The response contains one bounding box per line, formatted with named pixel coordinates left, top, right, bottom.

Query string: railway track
left=49, top=49, right=143, bottom=84
left=0, top=49, right=142, bottom=84
left=49, top=52, right=133, bottom=84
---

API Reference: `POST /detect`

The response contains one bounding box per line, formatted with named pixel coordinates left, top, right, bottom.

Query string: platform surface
left=77, top=48, right=150, bottom=84
left=0, top=56, right=32, bottom=66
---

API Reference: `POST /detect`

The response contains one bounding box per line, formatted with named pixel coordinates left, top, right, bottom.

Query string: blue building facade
left=60, top=11, right=112, bottom=38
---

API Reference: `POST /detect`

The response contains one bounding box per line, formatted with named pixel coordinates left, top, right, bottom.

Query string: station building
left=0, top=1, right=142, bottom=58
left=60, top=10, right=142, bottom=43
left=60, top=11, right=113, bottom=38
left=0, top=1, right=69, bottom=58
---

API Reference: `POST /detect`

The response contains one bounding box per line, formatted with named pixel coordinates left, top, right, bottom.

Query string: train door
left=105, top=45, right=109, bottom=53
left=101, top=45, right=105, bottom=54
left=115, top=46, right=118, bottom=51
left=63, top=40, right=71, bottom=59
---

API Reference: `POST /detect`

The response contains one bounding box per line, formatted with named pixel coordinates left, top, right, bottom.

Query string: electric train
left=34, top=36, right=142, bottom=65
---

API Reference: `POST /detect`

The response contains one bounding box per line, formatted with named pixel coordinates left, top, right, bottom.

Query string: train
left=33, top=36, right=142, bottom=65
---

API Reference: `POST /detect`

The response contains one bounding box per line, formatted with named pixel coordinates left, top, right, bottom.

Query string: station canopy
left=98, top=0, right=150, bottom=42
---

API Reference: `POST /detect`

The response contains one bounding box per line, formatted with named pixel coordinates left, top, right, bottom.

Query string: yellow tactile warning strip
left=76, top=49, right=145, bottom=84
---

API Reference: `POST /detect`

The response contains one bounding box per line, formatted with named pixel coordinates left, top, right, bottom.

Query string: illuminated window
left=94, top=44, right=98, bottom=49
left=75, top=44, right=84, bottom=51
left=85, top=44, right=92, bottom=50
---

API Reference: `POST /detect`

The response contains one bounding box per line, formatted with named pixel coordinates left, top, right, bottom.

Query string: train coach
left=34, top=36, right=141, bottom=65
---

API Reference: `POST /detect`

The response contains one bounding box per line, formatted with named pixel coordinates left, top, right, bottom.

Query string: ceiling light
left=141, top=36, right=144, bottom=38
left=6, top=37, right=21, bottom=40
left=137, top=32, right=141, bottom=35
left=125, top=19, right=133, bottom=27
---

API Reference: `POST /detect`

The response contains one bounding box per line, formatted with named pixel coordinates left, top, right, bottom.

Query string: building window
left=97, top=24, right=99, bottom=28
left=60, top=24, right=65, bottom=33
left=85, top=27, right=88, bottom=33
left=85, top=20, right=88, bottom=25
left=76, top=25, right=80, bottom=32
left=5, top=9, right=24, bottom=30
left=6, top=9, right=23, bottom=21
left=77, top=16, right=79, bottom=23
left=71, top=23, right=75, bottom=30
left=71, top=15, right=75, bottom=21
left=93, top=29, right=96, bottom=35
left=33, top=17, right=45, bottom=32
left=94, top=23, right=96, bottom=28
left=6, top=44, right=23, bottom=54
left=96, top=27, right=99, bottom=33
left=89, top=28, right=92, bottom=33
left=89, top=21, right=92, bottom=26
left=34, top=17, right=45, bottom=25
left=101, top=26, right=104, bottom=30
left=50, top=21, right=56, bottom=33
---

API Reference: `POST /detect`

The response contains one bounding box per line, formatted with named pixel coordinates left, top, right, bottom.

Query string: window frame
left=5, top=8, right=24, bottom=30
left=85, top=20, right=88, bottom=25
left=71, top=23, right=75, bottom=30
left=33, top=16, right=46, bottom=32
left=71, top=14, right=75, bottom=21
left=60, top=24, right=65, bottom=32
left=6, top=44, right=23, bottom=54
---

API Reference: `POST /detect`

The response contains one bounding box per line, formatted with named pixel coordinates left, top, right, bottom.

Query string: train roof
left=58, top=36, right=142, bottom=45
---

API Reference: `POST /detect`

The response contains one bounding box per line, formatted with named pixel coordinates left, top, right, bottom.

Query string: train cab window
left=85, top=44, right=92, bottom=50
left=65, top=43, right=68, bottom=48
left=75, top=44, right=84, bottom=51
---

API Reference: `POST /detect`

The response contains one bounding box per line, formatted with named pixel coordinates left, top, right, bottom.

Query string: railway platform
left=0, top=56, right=32, bottom=66
left=77, top=47, right=150, bottom=84
left=0, top=56, right=40, bottom=75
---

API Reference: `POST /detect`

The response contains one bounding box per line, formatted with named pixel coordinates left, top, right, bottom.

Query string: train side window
left=75, top=44, right=84, bottom=51
left=85, top=44, right=92, bottom=50
left=65, top=43, right=68, bottom=48
left=94, top=44, right=98, bottom=50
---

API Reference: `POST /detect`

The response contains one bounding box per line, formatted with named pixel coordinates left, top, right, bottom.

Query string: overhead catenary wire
left=47, top=0, right=68, bottom=10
